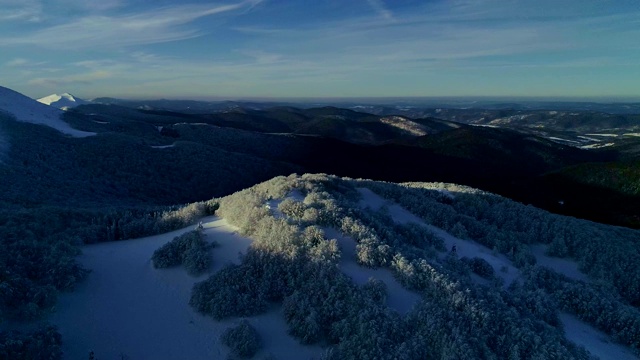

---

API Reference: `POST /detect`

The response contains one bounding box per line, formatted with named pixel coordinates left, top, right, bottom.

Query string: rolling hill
left=15, top=174, right=639, bottom=359
left=2, top=88, right=632, bottom=227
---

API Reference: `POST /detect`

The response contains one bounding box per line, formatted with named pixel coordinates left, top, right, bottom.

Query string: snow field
left=49, top=217, right=323, bottom=360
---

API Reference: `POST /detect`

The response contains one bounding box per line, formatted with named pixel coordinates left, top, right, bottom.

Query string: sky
left=1, top=0, right=639, bottom=100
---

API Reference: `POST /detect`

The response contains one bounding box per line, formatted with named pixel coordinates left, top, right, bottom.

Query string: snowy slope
left=379, top=116, right=428, bottom=136
left=37, top=93, right=90, bottom=110
left=50, top=217, right=324, bottom=360
left=0, top=86, right=95, bottom=137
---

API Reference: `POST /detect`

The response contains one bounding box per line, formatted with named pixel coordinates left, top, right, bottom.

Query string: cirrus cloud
left=0, top=0, right=262, bottom=49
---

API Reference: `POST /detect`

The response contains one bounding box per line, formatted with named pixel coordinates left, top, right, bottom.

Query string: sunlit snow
left=0, top=86, right=95, bottom=137
left=37, top=93, right=89, bottom=110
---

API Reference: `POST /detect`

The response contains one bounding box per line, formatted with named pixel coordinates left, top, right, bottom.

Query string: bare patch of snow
left=548, top=137, right=581, bottom=144
left=151, top=144, right=176, bottom=149
left=559, top=313, right=638, bottom=360
left=264, top=190, right=306, bottom=219
left=580, top=143, right=615, bottom=150
left=577, top=136, right=602, bottom=142
left=623, top=133, right=640, bottom=137
left=323, top=227, right=422, bottom=315
left=356, top=187, right=520, bottom=287
left=49, top=217, right=323, bottom=360
left=175, top=122, right=210, bottom=126
left=530, top=245, right=589, bottom=282
left=471, top=124, right=500, bottom=128
left=586, top=133, right=619, bottom=138
left=488, top=114, right=532, bottom=126
left=379, top=116, right=428, bottom=136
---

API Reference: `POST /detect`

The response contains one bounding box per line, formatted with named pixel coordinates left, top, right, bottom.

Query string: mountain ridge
left=37, top=92, right=90, bottom=110
left=0, top=86, right=95, bottom=137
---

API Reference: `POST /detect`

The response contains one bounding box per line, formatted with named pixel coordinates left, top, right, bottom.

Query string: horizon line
left=89, top=95, right=640, bottom=104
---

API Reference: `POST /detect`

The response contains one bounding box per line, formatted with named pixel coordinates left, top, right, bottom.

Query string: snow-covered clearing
left=49, top=216, right=323, bottom=360
left=356, top=187, right=520, bottom=287
left=577, top=135, right=602, bottom=142
left=471, top=124, right=500, bottom=128
left=623, top=133, right=640, bottom=137
left=548, top=137, right=581, bottom=144
left=265, top=190, right=305, bottom=217
left=560, top=313, right=639, bottom=360
left=379, top=116, right=428, bottom=136
left=530, top=245, right=589, bottom=282
left=175, top=122, right=210, bottom=127
left=151, top=143, right=176, bottom=149
left=581, top=143, right=615, bottom=149
left=586, top=133, right=619, bottom=138
left=0, top=86, right=95, bottom=137
left=323, top=227, right=422, bottom=315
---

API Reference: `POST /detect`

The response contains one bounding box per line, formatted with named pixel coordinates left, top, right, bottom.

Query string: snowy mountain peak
left=0, top=86, right=95, bottom=137
left=37, top=92, right=90, bottom=110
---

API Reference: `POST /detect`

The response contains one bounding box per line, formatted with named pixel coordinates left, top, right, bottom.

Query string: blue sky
left=1, top=0, right=639, bottom=100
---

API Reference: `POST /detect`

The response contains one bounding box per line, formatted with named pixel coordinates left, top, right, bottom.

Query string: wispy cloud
left=5, top=57, right=47, bottom=68
left=0, top=0, right=124, bottom=24
left=6, top=58, right=29, bottom=67
left=237, top=50, right=283, bottom=64
left=3, top=0, right=640, bottom=98
left=226, top=0, right=640, bottom=68
left=0, top=0, right=262, bottom=48
left=56, top=0, right=123, bottom=12
left=0, top=0, right=43, bottom=22
left=366, top=0, right=393, bottom=20
left=28, top=70, right=111, bottom=87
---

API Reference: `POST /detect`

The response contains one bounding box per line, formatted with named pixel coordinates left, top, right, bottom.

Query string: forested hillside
left=0, top=113, right=300, bottom=207
left=2, top=96, right=640, bottom=357
left=186, top=174, right=640, bottom=359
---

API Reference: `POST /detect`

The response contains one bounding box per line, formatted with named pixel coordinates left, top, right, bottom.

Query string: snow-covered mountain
left=0, top=86, right=95, bottom=137
left=37, top=92, right=90, bottom=110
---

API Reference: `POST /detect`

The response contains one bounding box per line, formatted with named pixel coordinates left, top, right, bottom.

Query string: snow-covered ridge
left=37, top=92, right=90, bottom=110
left=580, top=142, right=615, bottom=150
left=379, top=116, right=428, bottom=136
left=0, top=86, right=95, bottom=137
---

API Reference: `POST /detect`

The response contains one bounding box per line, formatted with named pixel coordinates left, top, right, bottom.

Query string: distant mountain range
left=0, top=85, right=639, bottom=228
left=93, top=96, right=640, bottom=115
left=92, top=96, right=640, bottom=148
